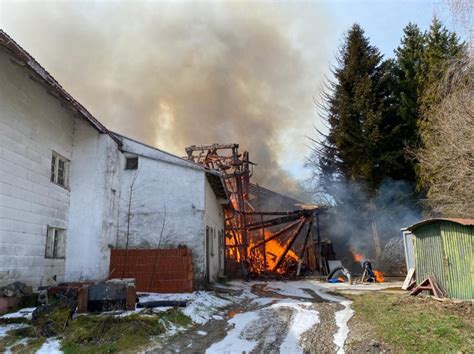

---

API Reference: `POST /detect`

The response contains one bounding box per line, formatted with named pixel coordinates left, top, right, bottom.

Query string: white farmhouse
left=0, top=30, right=227, bottom=289
left=112, top=133, right=228, bottom=284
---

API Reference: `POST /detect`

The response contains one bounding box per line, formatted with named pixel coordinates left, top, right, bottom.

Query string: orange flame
left=351, top=250, right=364, bottom=263
left=374, top=270, right=384, bottom=283
left=351, top=249, right=384, bottom=283
left=225, top=196, right=300, bottom=275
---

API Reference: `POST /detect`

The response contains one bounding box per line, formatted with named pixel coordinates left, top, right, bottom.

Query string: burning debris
left=351, top=251, right=384, bottom=283
left=185, top=143, right=326, bottom=278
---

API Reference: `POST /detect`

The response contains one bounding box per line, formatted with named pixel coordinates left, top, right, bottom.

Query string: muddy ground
left=148, top=281, right=350, bottom=353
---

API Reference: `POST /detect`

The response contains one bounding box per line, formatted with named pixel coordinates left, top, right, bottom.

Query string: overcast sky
left=0, top=0, right=456, bottom=198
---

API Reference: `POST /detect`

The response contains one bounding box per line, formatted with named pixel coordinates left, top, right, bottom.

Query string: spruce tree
left=394, top=23, right=424, bottom=163
left=323, top=24, right=383, bottom=192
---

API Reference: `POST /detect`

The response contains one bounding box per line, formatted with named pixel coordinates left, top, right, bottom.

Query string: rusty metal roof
left=0, top=29, right=120, bottom=145
left=407, top=218, right=474, bottom=231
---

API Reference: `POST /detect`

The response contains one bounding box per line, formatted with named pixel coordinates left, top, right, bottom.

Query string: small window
left=51, top=152, right=69, bottom=188
left=45, top=227, right=66, bottom=259
left=125, top=157, right=138, bottom=170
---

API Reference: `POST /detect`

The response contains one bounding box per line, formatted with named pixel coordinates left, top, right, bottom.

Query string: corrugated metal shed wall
left=413, top=221, right=473, bottom=300
left=441, top=223, right=474, bottom=299
left=414, top=224, right=447, bottom=290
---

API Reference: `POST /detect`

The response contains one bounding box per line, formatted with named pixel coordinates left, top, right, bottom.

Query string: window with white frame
left=51, top=152, right=69, bottom=188
left=45, top=227, right=66, bottom=259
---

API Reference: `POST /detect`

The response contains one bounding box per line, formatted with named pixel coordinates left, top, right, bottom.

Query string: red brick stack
left=109, top=248, right=194, bottom=293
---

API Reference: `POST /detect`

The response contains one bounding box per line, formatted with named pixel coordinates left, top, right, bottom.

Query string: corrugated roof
left=407, top=218, right=474, bottom=231
left=0, top=29, right=120, bottom=145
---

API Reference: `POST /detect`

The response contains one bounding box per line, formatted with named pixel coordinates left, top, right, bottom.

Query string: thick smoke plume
left=2, top=2, right=332, bottom=200
left=317, top=178, right=422, bottom=274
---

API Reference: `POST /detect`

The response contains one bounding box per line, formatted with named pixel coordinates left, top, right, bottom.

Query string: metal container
left=407, top=218, right=473, bottom=300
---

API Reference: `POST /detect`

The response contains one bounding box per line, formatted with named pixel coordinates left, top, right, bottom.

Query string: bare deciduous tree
left=417, top=59, right=474, bottom=217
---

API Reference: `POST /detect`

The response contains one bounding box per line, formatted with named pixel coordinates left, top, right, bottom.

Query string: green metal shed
left=407, top=218, right=474, bottom=300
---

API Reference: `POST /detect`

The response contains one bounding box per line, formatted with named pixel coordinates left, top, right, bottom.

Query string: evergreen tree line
left=311, top=18, right=470, bottom=221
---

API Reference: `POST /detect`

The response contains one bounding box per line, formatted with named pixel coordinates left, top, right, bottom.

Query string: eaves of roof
left=407, top=218, right=474, bottom=231
left=0, top=29, right=121, bottom=146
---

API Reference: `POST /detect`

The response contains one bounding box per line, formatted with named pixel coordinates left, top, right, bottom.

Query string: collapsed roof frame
left=186, top=143, right=325, bottom=277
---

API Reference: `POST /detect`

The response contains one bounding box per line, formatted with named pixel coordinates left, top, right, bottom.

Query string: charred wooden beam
left=246, top=210, right=313, bottom=231
left=242, top=210, right=315, bottom=216
left=299, top=218, right=314, bottom=260
left=271, top=219, right=306, bottom=273
left=249, top=220, right=301, bottom=251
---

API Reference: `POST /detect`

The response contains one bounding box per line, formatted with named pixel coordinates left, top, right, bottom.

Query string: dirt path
left=148, top=281, right=352, bottom=353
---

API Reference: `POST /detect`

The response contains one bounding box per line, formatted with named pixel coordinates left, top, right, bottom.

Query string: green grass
left=0, top=326, right=45, bottom=353
left=61, top=308, right=192, bottom=353
left=1, top=307, right=192, bottom=353
left=346, top=292, right=474, bottom=353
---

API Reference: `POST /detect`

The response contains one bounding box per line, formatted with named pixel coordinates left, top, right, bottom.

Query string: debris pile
left=0, top=282, right=34, bottom=315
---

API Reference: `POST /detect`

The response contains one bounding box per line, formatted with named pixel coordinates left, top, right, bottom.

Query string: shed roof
left=0, top=29, right=121, bottom=145
left=407, top=218, right=474, bottom=231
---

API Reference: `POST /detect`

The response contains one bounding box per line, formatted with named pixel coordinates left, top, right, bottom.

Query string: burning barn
left=185, top=144, right=327, bottom=278
left=405, top=218, right=474, bottom=300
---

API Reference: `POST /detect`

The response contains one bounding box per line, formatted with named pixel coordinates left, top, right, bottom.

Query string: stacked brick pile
left=109, top=248, right=194, bottom=293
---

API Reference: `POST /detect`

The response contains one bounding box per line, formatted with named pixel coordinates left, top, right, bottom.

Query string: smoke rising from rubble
left=317, top=178, right=422, bottom=274
left=2, top=2, right=333, bottom=200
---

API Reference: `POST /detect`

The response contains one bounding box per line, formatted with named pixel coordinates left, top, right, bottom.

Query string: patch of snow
left=182, top=291, right=232, bottom=325
left=270, top=300, right=320, bottom=353
left=251, top=297, right=275, bottom=306
left=137, top=292, right=194, bottom=302
left=0, top=323, right=30, bottom=338
left=137, top=291, right=234, bottom=325
left=317, top=282, right=397, bottom=291
left=36, top=338, right=62, bottom=353
left=333, top=300, right=354, bottom=354
left=228, top=281, right=257, bottom=300
left=197, top=330, right=207, bottom=336
left=266, top=280, right=355, bottom=354
left=0, top=307, right=36, bottom=320
left=163, top=322, right=181, bottom=337
left=308, top=281, right=354, bottom=354
left=206, top=310, right=260, bottom=354
left=266, top=281, right=315, bottom=299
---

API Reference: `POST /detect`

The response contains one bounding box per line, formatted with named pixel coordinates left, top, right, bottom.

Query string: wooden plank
left=402, top=268, right=416, bottom=290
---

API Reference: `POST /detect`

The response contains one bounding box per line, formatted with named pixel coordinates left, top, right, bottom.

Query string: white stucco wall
left=116, top=137, right=209, bottom=283
left=0, top=48, right=119, bottom=288
left=204, top=177, right=225, bottom=282
left=66, top=126, right=121, bottom=282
